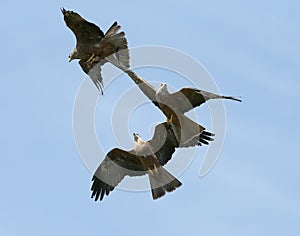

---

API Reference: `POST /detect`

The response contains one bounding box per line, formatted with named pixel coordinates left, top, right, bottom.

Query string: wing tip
left=60, top=7, right=68, bottom=14
left=91, top=176, right=113, bottom=202
left=60, top=7, right=76, bottom=15
left=224, top=96, right=242, bottom=102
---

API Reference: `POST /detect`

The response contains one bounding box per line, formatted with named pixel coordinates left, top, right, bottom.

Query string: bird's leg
left=86, top=54, right=96, bottom=65
left=167, top=114, right=173, bottom=125
left=148, top=168, right=154, bottom=176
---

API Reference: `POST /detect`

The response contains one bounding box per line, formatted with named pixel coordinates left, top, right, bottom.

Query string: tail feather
left=107, top=33, right=130, bottom=68
left=103, top=23, right=130, bottom=69
left=149, top=167, right=182, bottom=200
left=105, top=21, right=121, bottom=37
left=151, top=183, right=166, bottom=200
left=107, top=32, right=126, bottom=46
left=105, top=41, right=130, bottom=69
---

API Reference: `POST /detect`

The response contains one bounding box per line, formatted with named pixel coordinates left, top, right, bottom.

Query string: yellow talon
left=86, top=54, right=95, bottom=65
left=148, top=168, right=154, bottom=175
left=167, top=114, right=173, bottom=125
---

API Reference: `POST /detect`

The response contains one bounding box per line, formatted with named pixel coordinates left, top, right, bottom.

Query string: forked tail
left=104, top=22, right=130, bottom=69
left=148, top=166, right=182, bottom=200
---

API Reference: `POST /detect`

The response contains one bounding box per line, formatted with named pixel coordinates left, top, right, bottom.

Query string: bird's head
left=155, top=83, right=169, bottom=101
left=68, top=48, right=79, bottom=62
left=133, top=133, right=146, bottom=144
left=133, top=133, right=140, bottom=143
left=133, top=133, right=147, bottom=153
left=159, top=83, right=168, bottom=93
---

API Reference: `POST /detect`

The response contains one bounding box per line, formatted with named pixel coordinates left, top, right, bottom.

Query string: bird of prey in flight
left=91, top=122, right=184, bottom=201
left=61, top=8, right=129, bottom=93
left=111, top=69, right=240, bottom=147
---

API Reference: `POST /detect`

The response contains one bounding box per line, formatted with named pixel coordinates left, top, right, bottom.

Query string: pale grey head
left=133, top=133, right=140, bottom=143
left=133, top=133, right=147, bottom=153
left=68, top=48, right=79, bottom=62
left=155, top=83, right=170, bottom=102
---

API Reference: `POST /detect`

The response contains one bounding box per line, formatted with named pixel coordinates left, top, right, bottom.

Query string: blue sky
left=1, top=0, right=299, bottom=235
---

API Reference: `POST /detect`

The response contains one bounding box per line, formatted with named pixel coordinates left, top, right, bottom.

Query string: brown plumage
left=61, top=8, right=130, bottom=93
left=159, top=85, right=241, bottom=113
left=91, top=122, right=183, bottom=201
left=112, top=69, right=228, bottom=147
left=155, top=83, right=241, bottom=146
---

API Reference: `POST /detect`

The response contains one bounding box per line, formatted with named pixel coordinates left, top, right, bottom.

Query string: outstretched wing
left=171, top=88, right=242, bottom=113
left=123, top=70, right=160, bottom=107
left=61, top=8, right=104, bottom=46
left=148, top=123, right=178, bottom=166
left=91, top=148, right=145, bottom=201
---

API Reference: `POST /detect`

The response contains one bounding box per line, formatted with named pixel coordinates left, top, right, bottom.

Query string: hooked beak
left=133, top=133, right=137, bottom=142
